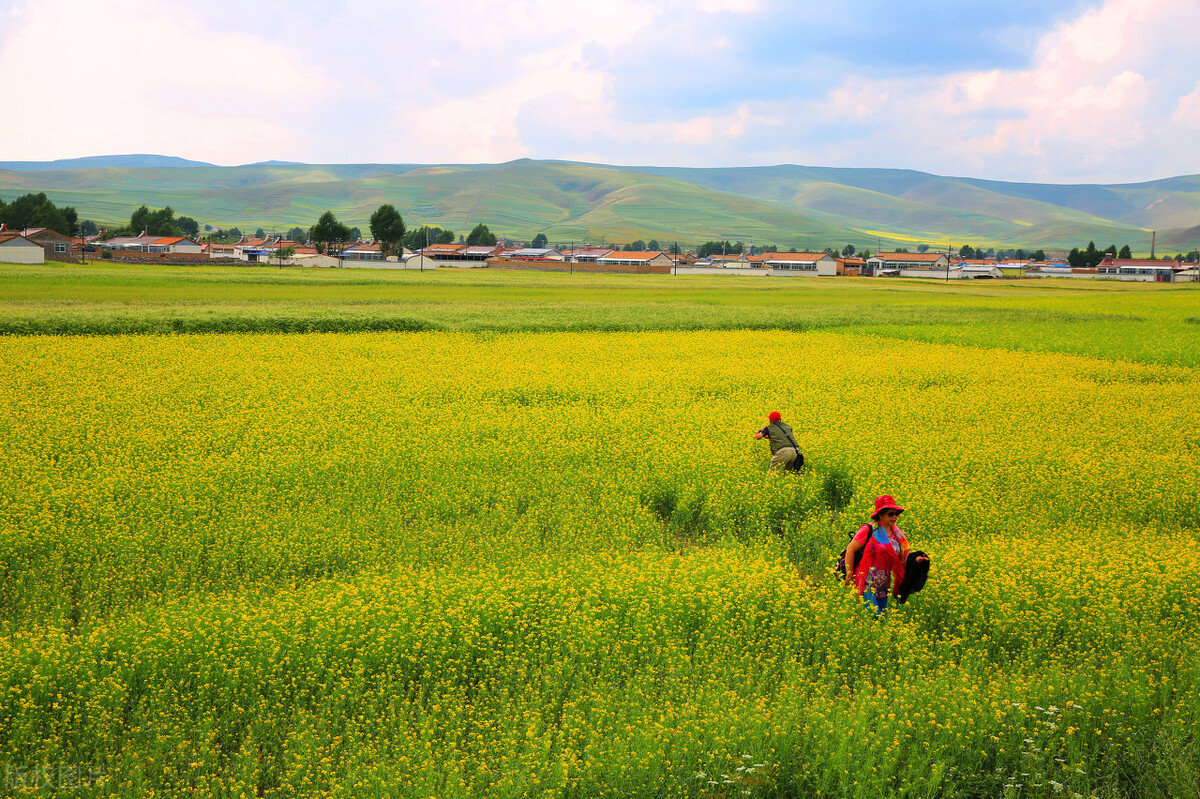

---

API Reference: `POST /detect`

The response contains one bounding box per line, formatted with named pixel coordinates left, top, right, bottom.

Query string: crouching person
left=754, top=411, right=801, bottom=472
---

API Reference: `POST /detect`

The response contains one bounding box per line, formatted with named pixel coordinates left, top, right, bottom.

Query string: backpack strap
left=771, top=422, right=801, bottom=452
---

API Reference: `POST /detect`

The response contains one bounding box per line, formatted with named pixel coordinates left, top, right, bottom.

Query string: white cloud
left=392, top=47, right=614, bottom=163
left=0, top=0, right=333, bottom=163
left=1174, top=83, right=1200, bottom=124
left=3, top=0, right=1198, bottom=182
left=697, top=0, right=762, bottom=12
left=378, top=0, right=658, bottom=163
left=796, top=0, right=1200, bottom=181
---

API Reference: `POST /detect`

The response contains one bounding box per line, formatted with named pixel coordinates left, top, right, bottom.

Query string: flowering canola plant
left=0, top=328, right=1197, bottom=798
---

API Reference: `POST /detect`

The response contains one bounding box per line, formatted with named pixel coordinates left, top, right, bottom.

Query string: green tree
left=842, top=244, right=856, bottom=257
left=647, top=239, right=660, bottom=251
left=403, top=226, right=454, bottom=251
left=176, top=216, right=200, bottom=239
left=254, top=228, right=266, bottom=238
left=369, top=204, right=407, bottom=257
left=959, top=244, right=975, bottom=259
left=859, top=249, right=871, bottom=259
left=79, top=219, right=99, bottom=237
left=286, top=226, right=307, bottom=243
left=916, top=244, right=930, bottom=253
left=129, top=205, right=181, bottom=236
left=63, top=207, right=78, bottom=237
left=1118, top=244, right=1132, bottom=259
left=625, top=240, right=646, bottom=252
left=227, top=227, right=242, bottom=240
left=531, top=232, right=549, bottom=249
left=0, top=192, right=71, bottom=234
left=274, top=244, right=296, bottom=268
left=1031, top=249, right=1046, bottom=262
left=310, top=211, right=351, bottom=254
left=697, top=241, right=742, bottom=258
left=466, top=223, right=497, bottom=246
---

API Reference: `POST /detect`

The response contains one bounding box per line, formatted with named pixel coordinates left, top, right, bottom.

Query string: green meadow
left=1, top=262, right=1197, bottom=366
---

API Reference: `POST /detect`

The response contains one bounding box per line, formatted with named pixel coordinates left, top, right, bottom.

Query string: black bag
left=835, top=524, right=871, bottom=579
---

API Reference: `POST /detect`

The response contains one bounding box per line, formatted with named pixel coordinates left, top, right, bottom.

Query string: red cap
left=768, top=411, right=782, bottom=423
left=872, top=495, right=905, bottom=518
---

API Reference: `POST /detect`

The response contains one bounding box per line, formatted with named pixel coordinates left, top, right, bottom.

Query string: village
left=1, top=223, right=1197, bottom=282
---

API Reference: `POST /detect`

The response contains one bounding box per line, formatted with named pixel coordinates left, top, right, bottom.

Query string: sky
left=2, top=0, right=1199, bottom=183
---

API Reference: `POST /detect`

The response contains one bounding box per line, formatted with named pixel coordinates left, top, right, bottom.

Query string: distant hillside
left=627, top=165, right=1200, bottom=253
left=1, top=157, right=1198, bottom=252
left=0, top=154, right=215, bottom=171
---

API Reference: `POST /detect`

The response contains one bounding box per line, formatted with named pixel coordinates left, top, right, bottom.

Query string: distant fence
left=487, top=258, right=671, bottom=274
left=675, top=266, right=768, bottom=276
left=95, top=250, right=211, bottom=265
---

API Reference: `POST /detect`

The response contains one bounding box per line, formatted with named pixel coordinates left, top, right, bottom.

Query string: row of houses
left=198, top=240, right=1200, bottom=281
left=5, top=226, right=1194, bottom=281
left=100, top=232, right=205, bottom=254
left=0, top=224, right=75, bottom=263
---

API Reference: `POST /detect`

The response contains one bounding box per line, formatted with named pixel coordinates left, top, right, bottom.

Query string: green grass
left=2, top=261, right=1198, bottom=365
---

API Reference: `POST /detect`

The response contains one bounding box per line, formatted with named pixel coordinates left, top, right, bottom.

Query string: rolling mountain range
left=2, top=156, right=1198, bottom=253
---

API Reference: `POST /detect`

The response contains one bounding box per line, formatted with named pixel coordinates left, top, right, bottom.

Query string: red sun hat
left=768, top=411, right=782, bottom=423
left=872, top=495, right=905, bottom=518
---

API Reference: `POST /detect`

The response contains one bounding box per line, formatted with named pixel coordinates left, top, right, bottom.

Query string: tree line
left=6, top=192, right=1198, bottom=263
left=1065, top=241, right=1199, bottom=267
left=0, top=193, right=79, bottom=236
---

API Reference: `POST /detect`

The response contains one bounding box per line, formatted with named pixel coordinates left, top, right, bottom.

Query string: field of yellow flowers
left=1, top=280, right=1198, bottom=796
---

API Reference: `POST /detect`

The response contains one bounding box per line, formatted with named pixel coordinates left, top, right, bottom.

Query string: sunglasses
left=880, top=510, right=901, bottom=517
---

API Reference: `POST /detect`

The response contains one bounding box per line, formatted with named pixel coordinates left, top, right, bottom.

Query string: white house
left=147, top=236, right=203, bottom=254
left=510, top=247, right=564, bottom=260
left=0, top=229, right=45, bottom=263
left=757, top=251, right=838, bottom=275
left=565, top=247, right=614, bottom=263
left=284, top=253, right=341, bottom=268
left=1096, top=255, right=1185, bottom=282
left=866, top=252, right=950, bottom=276
left=595, top=250, right=675, bottom=267
left=399, top=254, right=438, bottom=270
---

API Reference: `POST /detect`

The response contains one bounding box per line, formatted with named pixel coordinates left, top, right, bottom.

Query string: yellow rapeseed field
left=0, top=327, right=1197, bottom=797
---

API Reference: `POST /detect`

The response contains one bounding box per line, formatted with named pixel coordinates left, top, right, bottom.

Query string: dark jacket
left=760, top=421, right=796, bottom=455
left=894, top=551, right=930, bottom=603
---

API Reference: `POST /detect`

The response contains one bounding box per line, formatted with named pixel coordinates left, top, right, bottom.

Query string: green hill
left=2, top=158, right=1198, bottom=252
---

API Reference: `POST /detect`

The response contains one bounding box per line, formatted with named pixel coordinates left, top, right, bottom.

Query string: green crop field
left=1, top=262, right=1198, bottom=797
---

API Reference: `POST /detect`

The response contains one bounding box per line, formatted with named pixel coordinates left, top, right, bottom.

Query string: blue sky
left=2, top=0, right=1199, bottom=183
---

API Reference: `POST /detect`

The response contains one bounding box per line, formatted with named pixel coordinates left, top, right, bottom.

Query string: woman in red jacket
left=843, top=495, right=926, bottom=615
